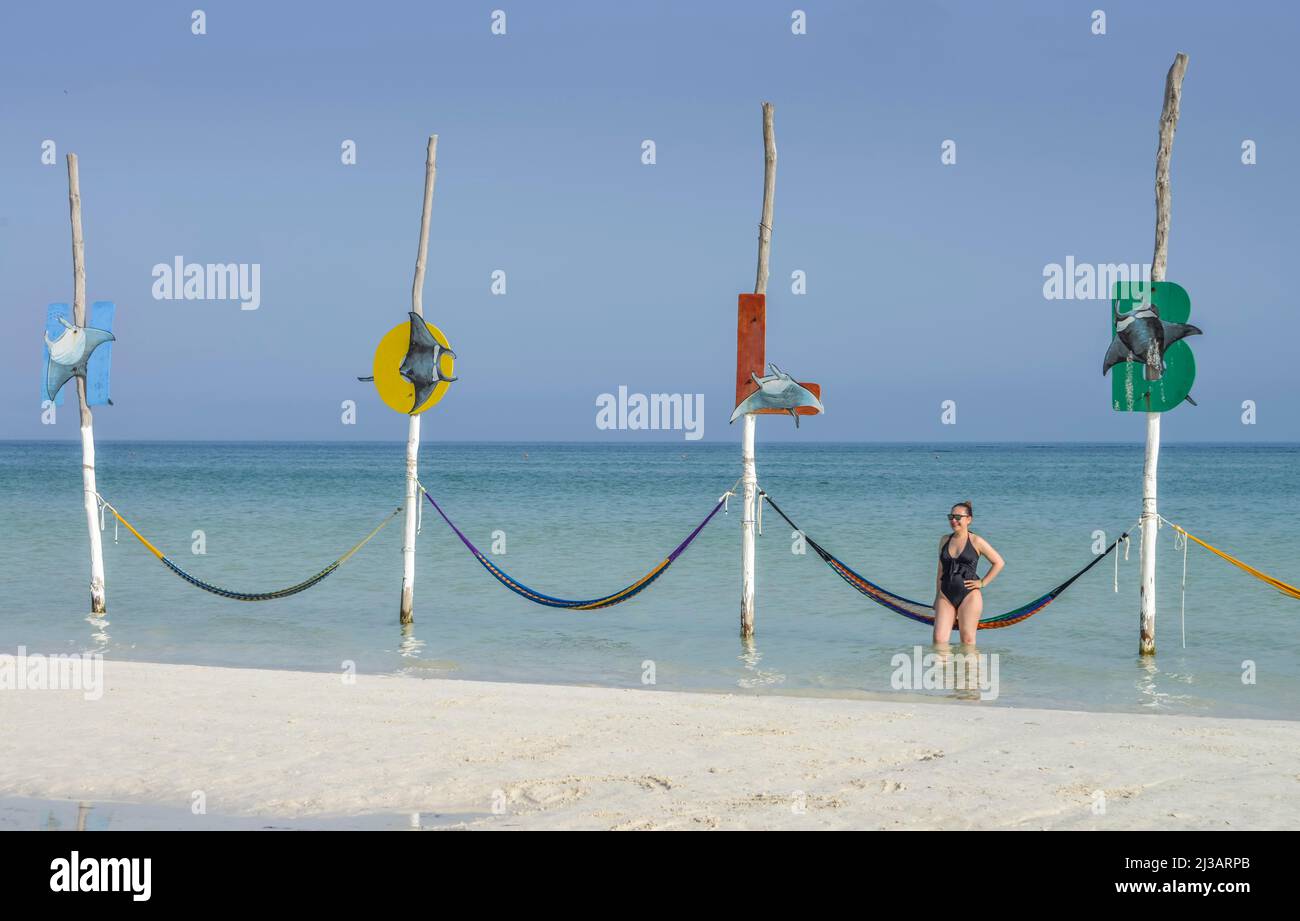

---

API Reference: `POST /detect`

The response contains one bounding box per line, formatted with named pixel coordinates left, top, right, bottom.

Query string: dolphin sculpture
left=1103, top=299, right=1201, bottom=381
left=729, top=363, right=823, bottom=428
left=43, top=316, right=115, bottom=402
left=358, top=312, right=457, bottom=413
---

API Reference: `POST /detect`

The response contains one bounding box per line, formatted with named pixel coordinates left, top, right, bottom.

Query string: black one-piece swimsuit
left=940, top=534, right=980, bottom=608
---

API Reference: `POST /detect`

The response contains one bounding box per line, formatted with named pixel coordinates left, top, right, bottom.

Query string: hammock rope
left=1174, top=525, right=1189, bottom=647
left=1158, top=515, right=1300, bottom=600
left=96, top=494, right=401, bottom=602
left=762, top=492, right=1133, bottom=630
left=418, top=481, right=727, bottom=610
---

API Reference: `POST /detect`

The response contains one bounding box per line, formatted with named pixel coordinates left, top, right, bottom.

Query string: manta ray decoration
left=1103, top=299, right=1201, bottom=383
left=359, top=312, right=457, bottom=414
left=398, top=311, right=457, bottom=413
left=729, top=363, right=824, bottom=428
left=43, top=315, right=115, bottom=402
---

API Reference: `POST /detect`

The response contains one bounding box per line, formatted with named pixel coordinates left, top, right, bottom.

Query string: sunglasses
left=947, top=513, right=969, bottom=520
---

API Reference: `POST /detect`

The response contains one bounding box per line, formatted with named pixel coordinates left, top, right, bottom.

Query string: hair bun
left=960, top=500, right=974, bottom=516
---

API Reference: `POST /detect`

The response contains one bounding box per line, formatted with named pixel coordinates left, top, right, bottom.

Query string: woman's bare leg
left=957, top=589, right=983, bottom=646
left=933, top=594, right=957, bottom=645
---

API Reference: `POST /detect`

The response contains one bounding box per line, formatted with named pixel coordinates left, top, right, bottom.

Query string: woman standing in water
left=934, top=501, right=1004, bottom=646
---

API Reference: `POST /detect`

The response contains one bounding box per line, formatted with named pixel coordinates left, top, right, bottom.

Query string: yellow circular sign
left=371, top=317, right=456, bottom=415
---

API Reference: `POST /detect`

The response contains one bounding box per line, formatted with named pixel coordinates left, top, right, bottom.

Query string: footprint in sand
left=505, top=778, right=585, bottom=809
left=846, top=778, right=905, bottom=793
left=723, top=726, right=794, bottom=737
left=610, top=817, right=660, bottom=831
left=630, top=775, right=673, bottom=791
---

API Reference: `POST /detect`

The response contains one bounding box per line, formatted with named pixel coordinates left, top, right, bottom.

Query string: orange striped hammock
left=1164, top=519, right=1300, bottom=600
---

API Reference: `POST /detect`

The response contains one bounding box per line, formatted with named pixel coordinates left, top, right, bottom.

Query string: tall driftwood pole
left=741, top=102, right=776, bottom=638
left=1140, top=53, right=1188, bottom=656
left=400, top=135, right=438, bottom=625
left=67, top=154, right=107, bottom=615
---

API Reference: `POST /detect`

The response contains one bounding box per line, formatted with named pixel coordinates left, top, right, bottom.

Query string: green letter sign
left=1106, top=281, right=1199, bottom=412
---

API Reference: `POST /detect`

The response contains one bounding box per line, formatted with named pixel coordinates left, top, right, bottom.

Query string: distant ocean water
left=2, top=441, right=1296, bottom=720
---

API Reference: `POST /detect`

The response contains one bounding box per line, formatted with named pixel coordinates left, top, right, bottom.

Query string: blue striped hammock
left=421, top=488, right=724, bottom=610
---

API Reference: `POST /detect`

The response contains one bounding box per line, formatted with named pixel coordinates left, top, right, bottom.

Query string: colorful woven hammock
left=420, top=486, right=725, bottom=610
left=762, top=493, right=1130, bottom=630
left=99, top=495, right=401, bottom=602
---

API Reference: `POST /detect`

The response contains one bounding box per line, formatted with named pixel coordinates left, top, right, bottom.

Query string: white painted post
left=740, top=414, right=757, bottom=635
left=1140, top=53, right=1188, bottom=656
left=1139, top=411, right=1160, bottom=655
left=400, top=135, right=438, bottom=625
left=67, top=154, right=107, bottom=616
left=741, top=102, right=776, bottom=639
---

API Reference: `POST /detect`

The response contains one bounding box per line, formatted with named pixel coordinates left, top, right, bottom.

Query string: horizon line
left=4, top=438, right=1298, bottom=447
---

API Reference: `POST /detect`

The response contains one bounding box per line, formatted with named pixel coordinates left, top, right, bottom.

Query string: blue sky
left=2, top=1, right=1296, bottom=441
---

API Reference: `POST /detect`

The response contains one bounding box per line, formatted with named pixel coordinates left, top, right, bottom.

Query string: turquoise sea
left=1, top=441, right=1296, bottom=720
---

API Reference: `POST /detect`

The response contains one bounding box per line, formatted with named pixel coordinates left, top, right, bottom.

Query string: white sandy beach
left=2, top=660, right=1296, bottom=830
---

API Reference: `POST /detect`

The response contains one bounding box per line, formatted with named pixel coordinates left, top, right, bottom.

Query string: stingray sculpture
left=43, top=316, right=115, bottom=402
left=729, top=363, right=823, bottom=428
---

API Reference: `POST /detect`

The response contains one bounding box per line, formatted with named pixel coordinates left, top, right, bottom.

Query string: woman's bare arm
left=935, top=537, right=945, bottom=600
left=969, top=534, right=1004, bottom=589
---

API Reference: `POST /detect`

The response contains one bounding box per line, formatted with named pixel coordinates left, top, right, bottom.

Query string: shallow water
left=0, top=796, right=483, bottom=831
left=1, top=441, right=1296, bottom=720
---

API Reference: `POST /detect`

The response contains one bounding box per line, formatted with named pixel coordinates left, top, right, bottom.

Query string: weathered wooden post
left=740, top=102, right=777, bottom=638
left=66, top=154, right=107, bottom=616
left=400, top=135, right=438, bottom=625
left=1139, top=53, right=1188, bottom=655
